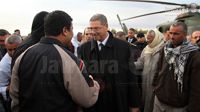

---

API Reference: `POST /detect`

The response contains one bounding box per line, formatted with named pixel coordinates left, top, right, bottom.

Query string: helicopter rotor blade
left=117, top=14, right=125, bottom=32
left=117, top=14, right=123, bottom=29
left=99, top=0, right=200, bottom=10
left=121, top=7, right=183, bottom=21
left=99, top=0, right=187, bottom=6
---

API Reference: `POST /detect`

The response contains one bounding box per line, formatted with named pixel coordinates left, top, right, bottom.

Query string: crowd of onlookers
left=0, top=10, right=200, bottom=112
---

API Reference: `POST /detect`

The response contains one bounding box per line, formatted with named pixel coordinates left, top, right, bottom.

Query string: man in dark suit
left=78, top=14, right=140, bottom=112
left=126, top=28, right=137, bottom=44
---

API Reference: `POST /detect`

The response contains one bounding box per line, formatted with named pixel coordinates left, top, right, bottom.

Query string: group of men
left=0, top=10, right=200, bottom=112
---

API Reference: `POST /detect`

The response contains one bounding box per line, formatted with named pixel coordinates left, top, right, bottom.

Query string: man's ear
left=62, top=27, right=68, bottom=36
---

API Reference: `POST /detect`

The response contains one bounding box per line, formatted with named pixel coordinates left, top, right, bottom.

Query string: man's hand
left=130, top=107, right=140, bottom=112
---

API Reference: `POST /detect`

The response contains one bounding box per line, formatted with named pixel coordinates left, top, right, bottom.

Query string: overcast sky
left=0, top=0, right=199, bottom=35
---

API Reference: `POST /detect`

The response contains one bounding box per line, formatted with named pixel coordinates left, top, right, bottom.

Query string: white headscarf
left=71, top=33, right=81, bottom=57
left=144, top=29, right=164, bottom=54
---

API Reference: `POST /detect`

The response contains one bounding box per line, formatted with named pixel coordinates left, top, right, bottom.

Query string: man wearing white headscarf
left=134, top=29, right=164, bottom=112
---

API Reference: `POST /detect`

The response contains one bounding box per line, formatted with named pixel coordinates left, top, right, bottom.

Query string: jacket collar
left=39, top=37, right=66, bottom=48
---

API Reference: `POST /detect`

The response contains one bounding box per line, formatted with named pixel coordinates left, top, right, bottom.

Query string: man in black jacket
left=78, top=14, right=140, bottom=112
left=10, top=10, right=99, bottom=112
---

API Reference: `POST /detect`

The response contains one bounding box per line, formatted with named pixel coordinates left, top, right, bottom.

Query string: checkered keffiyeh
left=164, top=41, right=199, bottom=92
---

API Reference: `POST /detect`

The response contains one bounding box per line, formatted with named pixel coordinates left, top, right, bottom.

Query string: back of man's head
left=44, top=10, right=73, bottom=36
left=31, top=11, right=49, bottom=39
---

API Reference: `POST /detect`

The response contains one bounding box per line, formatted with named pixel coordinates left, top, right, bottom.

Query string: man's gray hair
left=5, top=35, right=22, bottom=45
left=171, top=22, right=188, bottom=34
left=90, top=14, right=108, bottom=26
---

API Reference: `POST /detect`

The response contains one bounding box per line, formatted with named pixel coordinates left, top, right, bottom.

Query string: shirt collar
left=97, top=32, right=109, bottom=46
left=90, top=31, right=114, bottom=51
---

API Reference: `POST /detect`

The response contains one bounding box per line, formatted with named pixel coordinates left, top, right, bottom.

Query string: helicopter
left=101, top=0, right=200, bottom=35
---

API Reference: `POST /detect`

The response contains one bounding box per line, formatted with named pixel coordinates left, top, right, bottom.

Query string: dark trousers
left=0, top=94, right=11, bottom=112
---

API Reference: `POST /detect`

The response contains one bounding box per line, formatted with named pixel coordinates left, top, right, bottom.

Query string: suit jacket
left=126, top=36, right=137, bottom=44
left=78, top=32, right=140, bottom=112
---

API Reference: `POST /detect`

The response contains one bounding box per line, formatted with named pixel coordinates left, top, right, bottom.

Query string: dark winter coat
left=78, top=32, right=140, bottom=112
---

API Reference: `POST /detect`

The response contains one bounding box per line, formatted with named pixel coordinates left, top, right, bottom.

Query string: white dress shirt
left=97, top=32, right=109, bottom=51
left=0, top=53, right=11, bottom=100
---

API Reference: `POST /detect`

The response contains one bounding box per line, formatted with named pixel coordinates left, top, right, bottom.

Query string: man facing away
left=78, top=14, right=140, bottom=112
left=10, top=10, right=99, bottom=112
left=153, top=22, right=200, bottom=112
